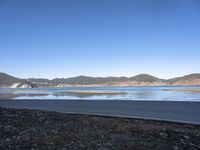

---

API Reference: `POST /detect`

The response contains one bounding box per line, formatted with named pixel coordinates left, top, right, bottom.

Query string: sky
left=0, top=0, right=200, bottom=79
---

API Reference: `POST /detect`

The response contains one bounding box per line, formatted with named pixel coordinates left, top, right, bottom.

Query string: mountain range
left=0, top=72, right=200, bottom=88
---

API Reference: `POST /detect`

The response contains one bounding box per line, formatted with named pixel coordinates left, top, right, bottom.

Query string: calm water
left=0, top=86, right=200, bottom=101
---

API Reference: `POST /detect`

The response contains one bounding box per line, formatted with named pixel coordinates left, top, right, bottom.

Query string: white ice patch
left=9, top=82, right=31, bottom=88
left=10, top=83, right=21, bottom=88
left=20, top=84, right=29, bottom=88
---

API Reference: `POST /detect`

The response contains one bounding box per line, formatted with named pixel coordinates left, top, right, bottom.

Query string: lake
left=0, top=86, right=200, bottom=101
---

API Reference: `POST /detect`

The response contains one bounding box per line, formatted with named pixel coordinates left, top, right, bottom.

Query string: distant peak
left=133, top=74, right=155, bottom=77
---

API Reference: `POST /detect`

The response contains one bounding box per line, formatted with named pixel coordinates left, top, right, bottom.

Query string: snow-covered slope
left=0, top=73, right=37, bottom=88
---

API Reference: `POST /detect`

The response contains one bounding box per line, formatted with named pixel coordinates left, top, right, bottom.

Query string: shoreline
left=0, top=100, right=200, bottom=124
left=1, top=84, right=200, bottom=88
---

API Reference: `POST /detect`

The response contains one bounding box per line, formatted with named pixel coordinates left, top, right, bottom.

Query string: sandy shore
left=0, top=100, right=200, bottom=124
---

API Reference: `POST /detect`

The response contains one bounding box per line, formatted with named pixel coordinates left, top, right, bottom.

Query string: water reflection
left=0, top=86, right=200, bottom=101
left=133, top=91, right=155, bottom=99
left=162, top=88, right=200, bottom=94
left=0, top=93, right=49, bottom=99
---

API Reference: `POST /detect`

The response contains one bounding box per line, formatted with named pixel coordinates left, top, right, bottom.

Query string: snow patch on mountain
left=10, top=83, right=21, bottom=88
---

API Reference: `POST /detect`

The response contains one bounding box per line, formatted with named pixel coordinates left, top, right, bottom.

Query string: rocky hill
left=0, top=73, right=37, bottom=88
left=170, top=74, right=200, bottom=86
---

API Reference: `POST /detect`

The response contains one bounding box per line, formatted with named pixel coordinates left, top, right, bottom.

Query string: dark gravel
left=0, top=107, right=200, bottom=150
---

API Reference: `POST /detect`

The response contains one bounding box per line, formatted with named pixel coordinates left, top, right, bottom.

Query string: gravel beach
left=0, top=107, right=200, bottom=150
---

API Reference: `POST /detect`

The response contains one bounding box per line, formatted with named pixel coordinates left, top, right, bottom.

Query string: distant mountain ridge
left=0, top=72, right=200, bottom=88
left=28, top=74, right=165, bottom=87
left=28, top=73, right=200, bottom=87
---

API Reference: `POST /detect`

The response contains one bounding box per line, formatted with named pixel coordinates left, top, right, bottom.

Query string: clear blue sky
left=0, top=0, right=200, bottom=79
